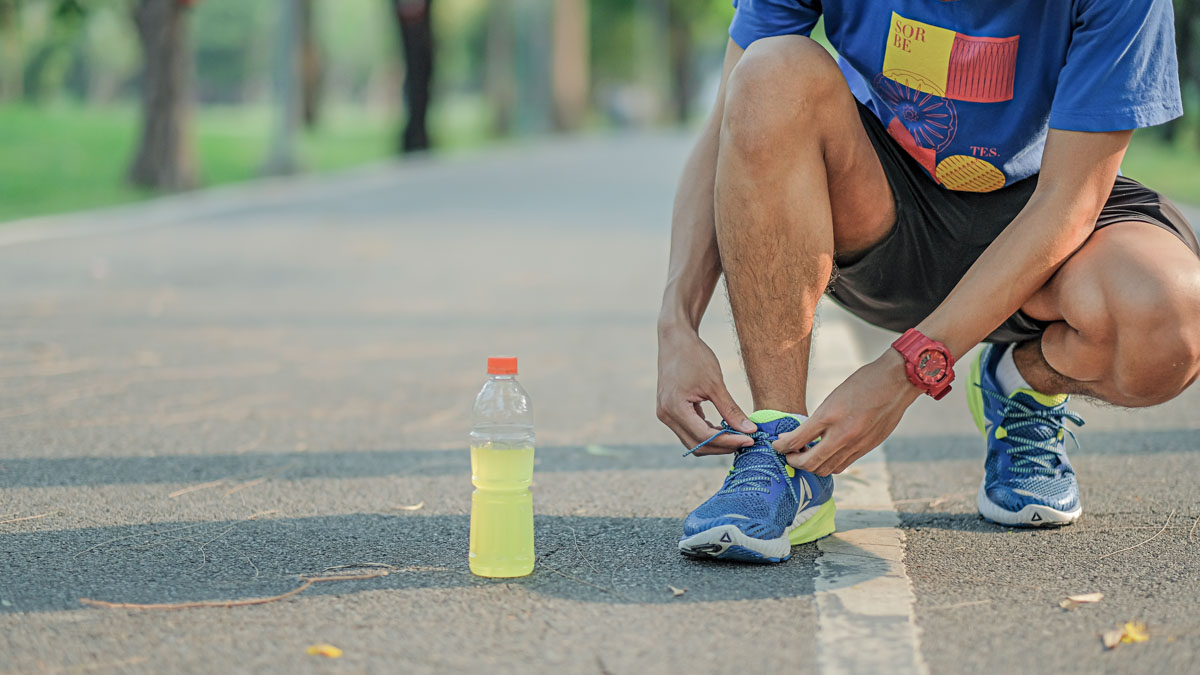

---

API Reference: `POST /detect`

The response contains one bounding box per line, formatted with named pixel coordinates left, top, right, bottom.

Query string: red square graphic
left=945, top=34, right=1019, bottom=103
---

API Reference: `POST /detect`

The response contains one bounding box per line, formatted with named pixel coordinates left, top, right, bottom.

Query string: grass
left=0, top=97, right=491, bottom=223
left=0, top=100, right=1197, bottom=222
left=1120, top=127, right=1200, bottom=206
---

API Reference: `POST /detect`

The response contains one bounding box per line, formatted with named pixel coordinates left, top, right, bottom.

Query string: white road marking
left=808, top=302, right=928, bottom=675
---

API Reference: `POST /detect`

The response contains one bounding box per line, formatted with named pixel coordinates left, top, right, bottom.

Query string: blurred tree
left=667, top=0, right=708, bottom=123
left=393, top=0, right=434, bottom=152
left=0, top=0, right=21, bottom=100
left=262, top=0, right=300, bottom=175
left=485, top=0, right=515, bottom=135
left=551, top=0, right=587, bottom=131
left=1172, top=0, right=1198, bottom=147
left=299, top=0, right=322, bottom=128
left=22, top=0, right=86, bottom=101
left=191, top=0, right=269, bottom=103
left=128, top=0, right=197, bottom=189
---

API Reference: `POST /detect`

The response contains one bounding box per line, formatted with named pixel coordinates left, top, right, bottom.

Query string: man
left=658, top=0, right=1200, bottom=563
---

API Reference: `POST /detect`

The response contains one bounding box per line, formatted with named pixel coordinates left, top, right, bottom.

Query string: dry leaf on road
left=1059, top=592, right=1104, bottom=610
left=1121, top=621, right=1149, bottom=644
left=396, top=501, right=425, bottom=511
left=668, top=585, right=686, bottom=597
left=306, top=644, right=343, bottom=658
left=1101, top=621, right=1149, bottom=649
left=1102, top=630, right=1124, bottom=649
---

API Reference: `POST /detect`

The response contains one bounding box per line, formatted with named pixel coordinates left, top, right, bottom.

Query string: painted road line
left=808, top=303, right=928, bottom=675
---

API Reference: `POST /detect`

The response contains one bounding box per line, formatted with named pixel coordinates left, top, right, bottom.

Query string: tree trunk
left=0, top=0, right=22, bottom=101
left=394, top=0, right=434, bottom=153
left=298, top=0, right=322, bottom=129
left=262, top=0, right=300, bottom=176
left=128, top=0, right=196, bottom=190
left=485, top=0, right=515, bottom=136
left=667, top=0, right=693, bottom=124
left=551, top=0, right=588, bottom=131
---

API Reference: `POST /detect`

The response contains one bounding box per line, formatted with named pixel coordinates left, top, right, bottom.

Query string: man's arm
left=657, top=40, right=758, bottom=451
left=775, top=127, right=1132, bottom=474
left=915, top=128, right=1132, bottom=356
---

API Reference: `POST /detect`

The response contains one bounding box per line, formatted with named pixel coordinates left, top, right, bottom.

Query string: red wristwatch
left=891, top=328, right=955, bottom=400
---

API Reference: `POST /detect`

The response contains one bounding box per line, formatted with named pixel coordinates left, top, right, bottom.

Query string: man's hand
left=657, top=330, right=756, bottom=453
left=773, top=349, right=920, bottom=475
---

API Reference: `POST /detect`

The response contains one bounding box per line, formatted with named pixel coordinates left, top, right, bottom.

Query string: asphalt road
left=2, top=133, right=1198, bottom=674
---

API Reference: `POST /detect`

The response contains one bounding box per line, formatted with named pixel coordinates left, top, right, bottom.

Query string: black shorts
left=828, top=102, right=1200, bottom=344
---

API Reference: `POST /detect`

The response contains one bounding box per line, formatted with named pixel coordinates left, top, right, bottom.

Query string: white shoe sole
left=976, top=479, right=1081, bottom=527
left=678, top=524, right=792, bottom=562
left=678, top=501, right=835, bottom=563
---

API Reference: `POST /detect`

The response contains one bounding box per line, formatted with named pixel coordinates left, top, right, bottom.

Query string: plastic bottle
left=468, top=356, right=535, bottom=577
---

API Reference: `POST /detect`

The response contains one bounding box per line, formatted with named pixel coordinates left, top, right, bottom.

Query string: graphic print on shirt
left=876, top=12, right=1019, bottom=192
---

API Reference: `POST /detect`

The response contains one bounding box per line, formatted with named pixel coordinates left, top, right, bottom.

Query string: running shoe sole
left=678, top=500, right=836, bottom=563
left=976, top=478, right=1081, bottom=527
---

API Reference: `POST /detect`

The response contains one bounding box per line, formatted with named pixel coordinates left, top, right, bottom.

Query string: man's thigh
left=729, top=35, right=894, bottom=255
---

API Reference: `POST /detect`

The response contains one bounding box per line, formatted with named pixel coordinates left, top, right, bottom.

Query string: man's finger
left=810, top=443, right=851, bottom=477
left=710, top=387, right=755, bottom=433
left=678, top=405, right=752, bottom=453
left=786, top=433, right=840, bottom=474
left=774, top=417, right=824, bottom=453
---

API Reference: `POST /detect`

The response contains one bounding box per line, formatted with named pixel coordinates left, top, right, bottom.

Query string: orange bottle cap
left=487, top=356, right=518, bottom=375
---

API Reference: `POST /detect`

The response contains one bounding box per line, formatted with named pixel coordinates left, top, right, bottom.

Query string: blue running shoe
left=968, top=344, right=1085, bottom=526
left=678, top=410, right=835, bottom=563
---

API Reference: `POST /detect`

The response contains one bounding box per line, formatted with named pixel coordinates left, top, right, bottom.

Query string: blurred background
left=0, top=0, right=1197, bottom=223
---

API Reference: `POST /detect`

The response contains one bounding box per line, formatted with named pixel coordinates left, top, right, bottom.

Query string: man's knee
left=1109, top=268, right=1200, bottom=405
left=721, top=36, right=843, bottom=165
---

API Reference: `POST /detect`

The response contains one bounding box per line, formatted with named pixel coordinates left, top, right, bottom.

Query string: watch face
left=917, top=349, right=948, bottom=384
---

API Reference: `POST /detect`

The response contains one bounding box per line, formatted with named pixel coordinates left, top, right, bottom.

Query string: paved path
left=1, top=134, right=1198, bottom=674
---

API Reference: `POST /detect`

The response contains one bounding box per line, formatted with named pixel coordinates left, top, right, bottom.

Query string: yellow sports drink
left=468, top=356, right=535, bottom=577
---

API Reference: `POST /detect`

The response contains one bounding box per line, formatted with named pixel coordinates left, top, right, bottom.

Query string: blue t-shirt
left=730, top=0, right=1183, bottom=192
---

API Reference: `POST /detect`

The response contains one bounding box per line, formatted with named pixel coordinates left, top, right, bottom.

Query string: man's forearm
left=915, top=129, right=1131, bottom=357
left=916, top=192, right=1096, bottom=356
left=660, top=128, right=723, bottom=334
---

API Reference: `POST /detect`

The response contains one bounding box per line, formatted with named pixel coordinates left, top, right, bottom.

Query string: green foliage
left=1122, top=127, right=1200, bottom=204
left=0, top=102, right=387, bottom=221
left=0, top=95, right=493, bottom=222
left=190, top=0, right=272, bottom=103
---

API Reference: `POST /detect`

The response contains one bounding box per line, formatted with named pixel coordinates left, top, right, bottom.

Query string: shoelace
left=683, top=425, right=799, bottom=502
left=978, top=386, right=1085, bottom=476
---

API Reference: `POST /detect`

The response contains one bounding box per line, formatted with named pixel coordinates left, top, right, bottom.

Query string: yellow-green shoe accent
left=1015, top=388, right=1068, bottom=408
left=748, top=409, right=803, bottom=424
left=968, top=350, right=988, bottom=436
left=970, top=349, right=1070, bottom=437
left=788, top=499, right=837, bottom=545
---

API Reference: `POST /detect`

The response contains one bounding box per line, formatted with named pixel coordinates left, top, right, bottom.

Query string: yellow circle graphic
left=935, top=155, right=1006, bottom=192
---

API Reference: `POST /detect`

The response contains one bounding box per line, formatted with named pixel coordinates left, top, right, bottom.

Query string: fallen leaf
left=668, top=585, right=686, bottom=597
left=1101, top=621, right=1149, bottom=649
left=396, top=501, right=424, bottom=511
left=1060, top=592, right=1104, bottom=610
left=1102, top=630, right=1123, bottom=649
left=1121, top=621, right=1149, bottom=644
left=306, top=644, right=343, bottom=658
